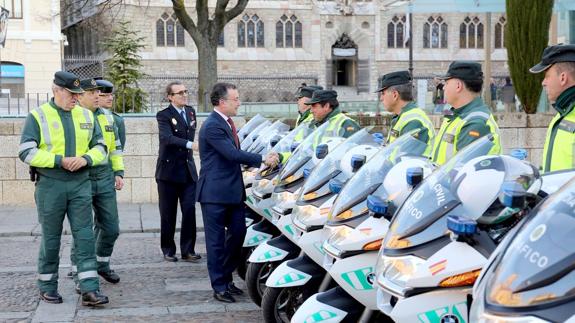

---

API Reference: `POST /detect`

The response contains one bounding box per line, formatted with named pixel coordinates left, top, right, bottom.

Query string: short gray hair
left=387, top=83, right=414, bottom=101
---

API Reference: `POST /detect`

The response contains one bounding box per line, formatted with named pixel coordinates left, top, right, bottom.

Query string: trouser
left=72, top=172, right=120, bottom=273
left=35, top=175, right=99, bottom=293
left=157, top=180, right=197, bottom=256
left=201, top=202, right=246, bottom=293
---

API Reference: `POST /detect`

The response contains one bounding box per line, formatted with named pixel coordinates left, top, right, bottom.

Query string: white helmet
left=452, top=155, right=541, bottom=225
left=382, top=156, right=435, bottom=207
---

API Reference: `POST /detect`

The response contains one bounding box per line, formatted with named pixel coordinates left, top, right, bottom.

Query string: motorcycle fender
left=245, top=194, right=265, bottom=218
left=409, top=242, right=487, bottom=288
left=298, top=229, right=326, bottom=267
left=278, top=213, right=299, bottom=242
left=266, top=261, right=312, bottom=288
left=248, top=241, right=290, bottom=263
left=390, top=288, right=470, bottom=323
left=290, top=293, right=348, bottom=323
left=329, top=253, right=378, bottom=309
left=376, top=287, right=394, bottom=316
left=243, top=224, right=273, bottom=247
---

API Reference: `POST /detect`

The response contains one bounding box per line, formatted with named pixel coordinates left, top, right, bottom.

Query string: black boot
left=98, top=270, right=120, bottom=284
left=39, top=291, right=63, bottom=304
left=81, top=290, right=109, bottom=306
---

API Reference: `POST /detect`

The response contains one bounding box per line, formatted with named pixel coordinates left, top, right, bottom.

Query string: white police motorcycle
left=373, top=134, right=575, bottom=323
left=470, top=175, right=575, bottom=323
left=246, top=128, right=383, bottom=306
left=291, top=130, right=434, bottom=323
left=238, top=114, right=268, bottom=144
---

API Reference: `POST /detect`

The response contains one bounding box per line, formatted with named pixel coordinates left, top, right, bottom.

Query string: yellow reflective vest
left=542, top=103, right=575, bottom=172
left=387, top=104, right=435, bottom=157
left=95, top=108, right=124, bottom=175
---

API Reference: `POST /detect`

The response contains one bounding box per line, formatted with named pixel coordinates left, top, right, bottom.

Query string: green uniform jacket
left=388, top=102, right=434, bottom=145
left=310, top=107, right=361, bottom=138
left=542, top=86, right=575, bottom=172
left=295, top=109, right=313, bottom=127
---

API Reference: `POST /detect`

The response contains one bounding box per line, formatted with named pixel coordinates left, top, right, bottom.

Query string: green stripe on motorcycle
left=257, top=249, right=283, bottom=261
left=284, top=224, right=294, bottom=236
left=263, top=208, right=272, bottom=220
left=341, top=266, right=374, bottom=290
left=247, top=234, right=271, bottom=246
left=314, top=241, right=325, bottom=255
left=416, top=301, right=467, bottom=323
left=275, top=272, right=306, bottom=286
left=305, top=310, right=337, bottom=323
left=246, top=196, right=253, bottom=204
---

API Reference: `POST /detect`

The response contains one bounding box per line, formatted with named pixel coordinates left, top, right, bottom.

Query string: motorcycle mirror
left=367, top=194, right=388, bottom=219
left=290, top=142, right=299, bottom=152
left=510, top=148, right=528, bottom=161
left=328, top=178, right=344, bottom=194
left=499, top=181, right=527, bottom=209
left=447, top=215, right=477, bottom=237
left=316, top=144, right=329, bottom=159
left=351, top=154, right=367, bottom=172
left=406, top=167, right=424, bottom=187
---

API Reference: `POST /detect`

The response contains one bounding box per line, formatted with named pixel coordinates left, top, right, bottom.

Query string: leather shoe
left=227, top=282, right=243, bottom=295
left=98, top=270, right=120, bottom=284
left=181, top=253, right=201, bottom=262
left=39, top=291, right=63, bottom=304
left=81, top=290, right=109, bottom=306
left=213, top=291, right=235, bottom=303
left=163, top=254, right=178, bottom=262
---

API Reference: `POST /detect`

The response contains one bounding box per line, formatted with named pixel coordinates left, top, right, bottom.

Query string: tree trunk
left=506, top=0, right=553, bottom=114
left=196, top=36, right=218, bottom=112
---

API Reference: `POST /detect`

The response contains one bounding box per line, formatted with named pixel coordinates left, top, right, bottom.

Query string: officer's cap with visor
left=437, top=61, right=484, bottom=81
left=79, top=78, right=101, bottom=91
left=304, top=89, right=338, bottom=105
left=96, top=79, right=114, bottom=94
left=529, top=44, right=575, bottom=74
left=296, top=85, right=323, bottom=99
left=54, top=71, right=84, bottom=94
left=375, top=70, right=412, bottom=93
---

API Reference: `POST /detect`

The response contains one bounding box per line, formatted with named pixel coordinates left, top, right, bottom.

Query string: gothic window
left=387, top=15, right=406, bottom=48
left=423, top=16, right=447, bottom=48
left=3, top=0, right=22, bottom=18
left=460, top=16, right=484, bottom=49
left=494, top=16, right=506, bottom=49
left=156, top=13, right=185, bottom=47
left=238, top=14, right=264, bottom=48
left=276, top=15, right=302, bottom=48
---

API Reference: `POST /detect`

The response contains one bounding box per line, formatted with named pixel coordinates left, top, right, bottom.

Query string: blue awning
left=1, top=64, right=24, bottom=78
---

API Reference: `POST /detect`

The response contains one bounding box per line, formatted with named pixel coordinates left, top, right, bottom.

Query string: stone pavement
left=0, top=204, right=262, bottom=322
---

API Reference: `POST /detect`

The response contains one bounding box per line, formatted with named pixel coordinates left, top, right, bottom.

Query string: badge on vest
left=443, top=133, right=455, bottom=144
left=80, top=123, right=93, bottom=130
left=105, top=125, right=114, bottom=132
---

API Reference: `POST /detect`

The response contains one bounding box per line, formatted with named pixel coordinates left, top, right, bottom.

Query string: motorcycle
left=247, top=128, right=383, bottom=306
left=374, top=135, right=565, bottom=323
left=470, top=174, right=575, bottom=323
left=238, top=114, right=268, bottom=143
left=292, top=130, right=434, bottom=323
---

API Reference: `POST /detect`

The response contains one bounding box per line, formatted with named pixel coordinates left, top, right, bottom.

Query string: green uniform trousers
left=35, top=175, right=99, bottom=293
left=72, top=170, right=120, bottom=273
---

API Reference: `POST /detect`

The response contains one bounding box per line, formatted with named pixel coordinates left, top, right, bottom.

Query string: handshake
left=264, top=152, right=280, bottom=168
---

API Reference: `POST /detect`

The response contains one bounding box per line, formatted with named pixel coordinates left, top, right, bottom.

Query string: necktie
left=227, top=118, right=240, bottom=148
left=180, top=110, right=187, bottom=124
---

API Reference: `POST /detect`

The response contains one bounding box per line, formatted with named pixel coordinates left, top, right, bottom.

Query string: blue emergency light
left=329, top=179, right=343, bottom=194
left=406, top=167, right=424, bottom=187
left=510, top=149, right=528, bottom=161
left=499, top=181, right=527, bottom=209
left=447, top=215, right=477, bottom=236
left=316, top=144, right=329, bottom=159
left=372, top=132, right=385, bottom=145
left=290, top=142, right=299, bottom=152
left=367, top=195, right=389, bottom=218
left=303, top=168, right=311, bottom=178
left=351, top=154, right=367, bottom=172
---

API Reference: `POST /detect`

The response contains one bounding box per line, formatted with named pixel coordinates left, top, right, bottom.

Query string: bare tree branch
left=223, top=0, right=249, bottom=24
left=171, top=0, right=201, bottom=42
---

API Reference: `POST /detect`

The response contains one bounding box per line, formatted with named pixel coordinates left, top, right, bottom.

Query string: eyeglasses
left=171, top=90, right=189, bottom=96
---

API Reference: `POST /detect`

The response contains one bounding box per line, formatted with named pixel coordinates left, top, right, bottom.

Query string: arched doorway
left=330, top=33, right=357, bottom=87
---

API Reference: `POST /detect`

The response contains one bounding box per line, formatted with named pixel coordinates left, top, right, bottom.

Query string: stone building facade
left=62, top=0, right=515, bottom=98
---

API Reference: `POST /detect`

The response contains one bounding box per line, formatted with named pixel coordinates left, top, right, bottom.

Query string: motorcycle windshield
left=240, top=120, right=271, bottom=151
left=278, top=122, right=342, bottom=184
left=485, top=177, right=575, bottom=308
left=383, top=135, right=496, bottom=251
left=245, top=120, right=290, bottom=155
left=271, top=123, right=314, bottom=156
left=238, top=114, right=267, bottom=143
left=298, top=128, right=378, bottom=202
left=329, top=130, right=429, bottom=223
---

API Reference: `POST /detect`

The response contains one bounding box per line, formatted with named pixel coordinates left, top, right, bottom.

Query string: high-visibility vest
left=542, top=106, right=575, bottom=172
left=387, top=107, right=435, bottom=156
left=22, top=103, right=106, bottom=168
left=431, top=111, right=501, bottom=165
left=95, top=108, right=124, bottom=172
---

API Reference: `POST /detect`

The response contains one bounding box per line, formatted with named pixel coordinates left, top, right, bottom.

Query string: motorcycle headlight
left=324, top=226, right=353, bottom=255
left=243, top=170, right=257, bottom=181
left=272, top=191, right=297, bottom=204
left=470, top=292, right=549, bottom=323
left=292, top=204, right=326, bottom=228
left=376, top=255, right=425, bottom=296
left=257, top=178, right=271, bottom=189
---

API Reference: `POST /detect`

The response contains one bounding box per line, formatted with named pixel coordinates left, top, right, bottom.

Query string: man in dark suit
left=155, top=81, right=200, bottom=262
left=197, top=82, right=273, bottom=303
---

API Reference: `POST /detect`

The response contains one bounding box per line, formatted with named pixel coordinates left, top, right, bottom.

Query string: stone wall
left=0, top=113, right=554, bottom=206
